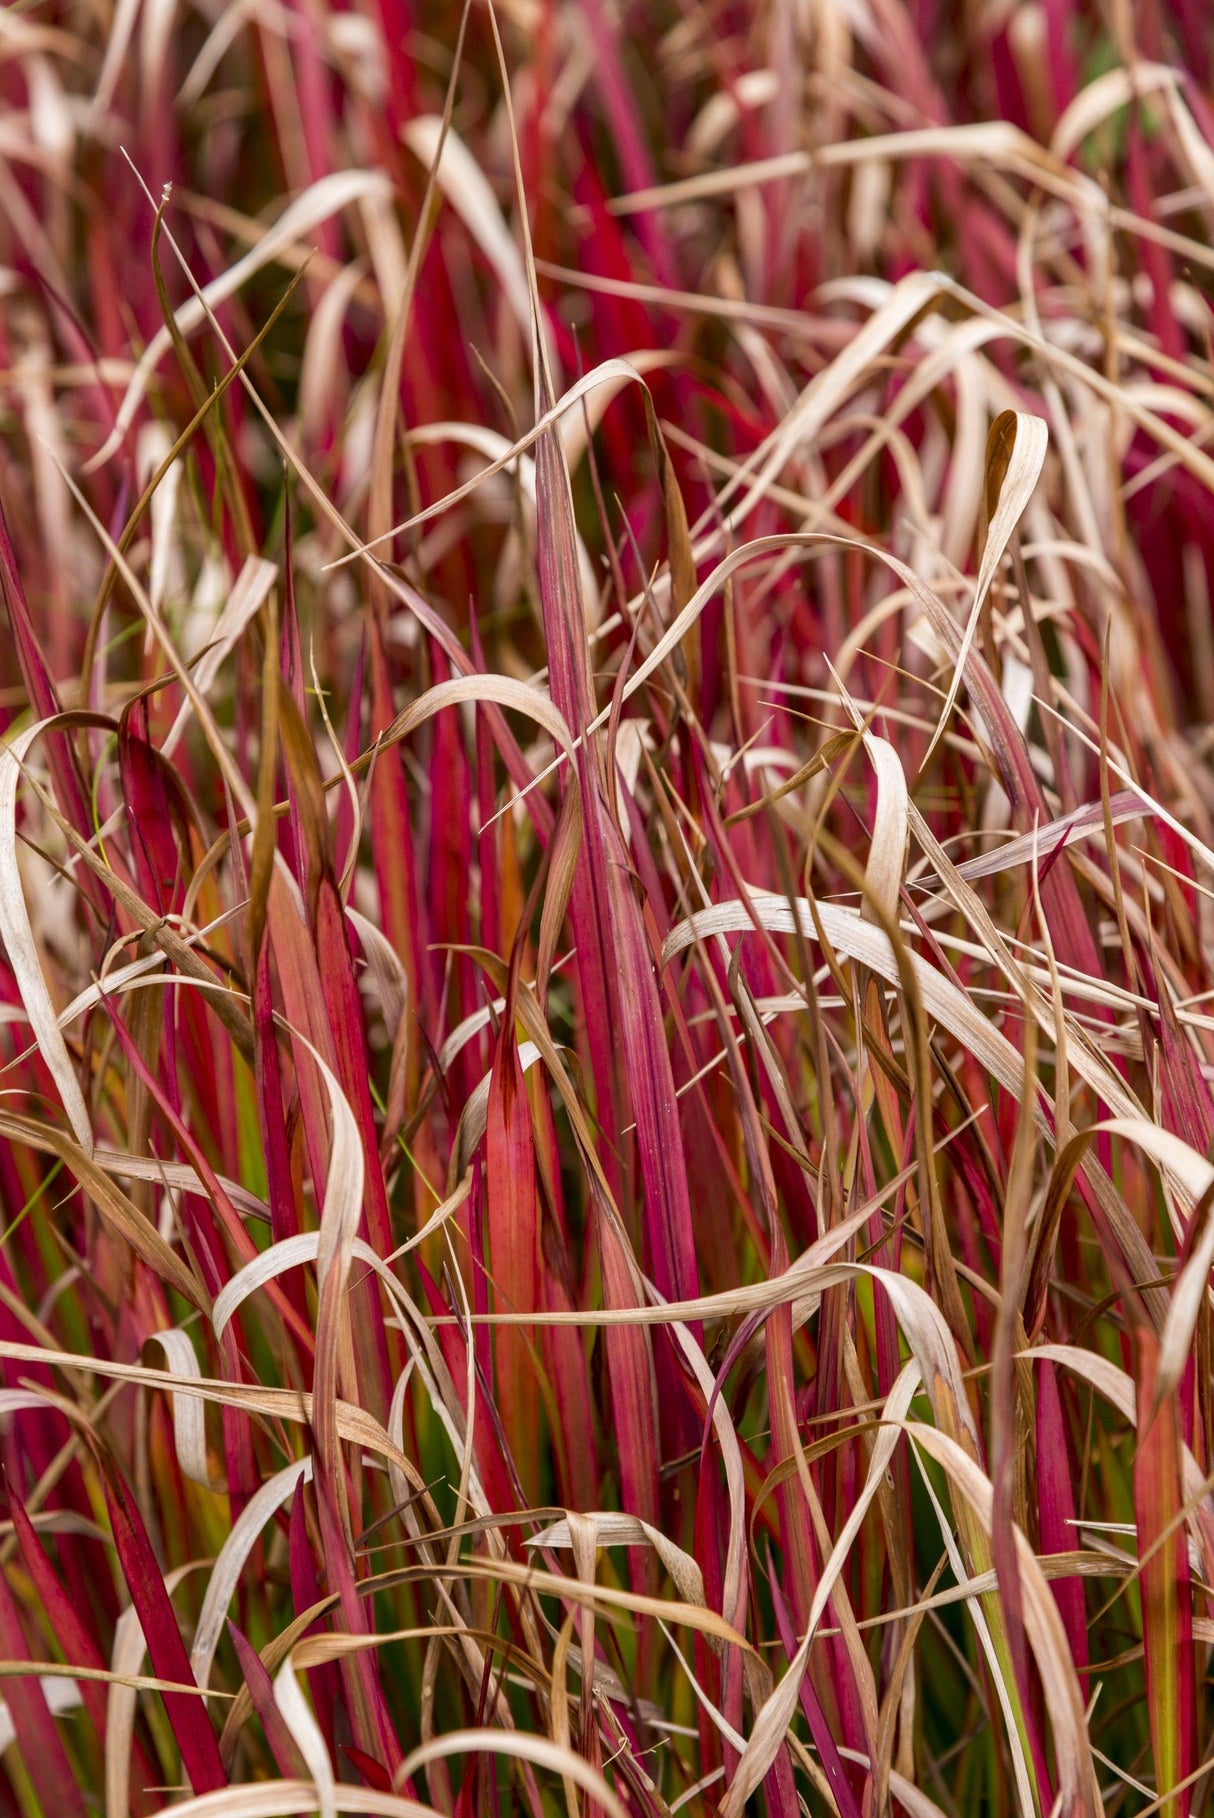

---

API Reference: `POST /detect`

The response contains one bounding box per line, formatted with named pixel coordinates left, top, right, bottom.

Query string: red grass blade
left=0, top=1540, right=86, bottom=1816
left=1034, top=1360, right=1088, bottom=1672
left=101, top=1463, right=226, bottom=1793
left=226, top=1621, right=307, bottom=1779
left=6, top=1486, right=111, bottom=1751
left=485, top=979, right=541, bottom=1502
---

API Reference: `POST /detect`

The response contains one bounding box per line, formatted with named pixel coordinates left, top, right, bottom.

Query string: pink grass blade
left=98, top=993, right=313, bottom=1359
left=484, top=983, right=542, bottom=1503
left=602, top=813, right=701, bottom=1312
left=117, top=699, right=190, bottom=918
left=530, top=398, right=668, bottom=1542
left=533, top=414, right=627, bottom=1173
left=533, top=1082, right=599, bottom=1514
left=1034, top=1360, right=1088, bottom=1672
left=533, top=393, right=701, bottom=1316
left=594, top=1183, right=662, bottom=1545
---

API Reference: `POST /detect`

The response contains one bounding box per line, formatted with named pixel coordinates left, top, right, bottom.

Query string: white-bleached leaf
left=860, top=735, right=910, bottom=925
left=401, top=117, right=552, bottom=375
left=528, top=1512, right=706, bottom=1609
left=163, top=556, right=276, bottom=759
left=325, top=356, right=662, bottom=571
left=384, top=671, right=578, bottom=771
left=664, top=895, right=1028, bottom=1098
left=145, top=1329, right=215, bottom=1488
left=346, top=908, right=410, bottom=1040
left=96, top=1147, right=267, bottom=1226
left=405, top=422, right=599, bottom=625
left=1029, top=1342, right=1136, bottom=1423
left=212, top=1234, right=323, bottom=1351
left=190, top=1459, right=313, bottom=1688
left=1147, top=1218, right=1214, bottom=1404
left=455, top=1040, right=541, bottom=1173
left=945, top=790, right=1149, bottom=885
left=309, top=1053, right=363, bottom=1303
left=396, top=1731, right=629, bottom=1818
left=0, top=1389, right=64, bottom=1419
left=924, top=411, right=1048, bottom=767
left=0, top=722, right=93, bottom=1152
left=1085, top=1118, right=1214, bottom=1406
left=1052, top=62, right=1178, bottom=163
left=717, top=271, right=944, bottom=536
left=273, top=1654, right=336, bottom=1818
left=138, top=1785, right=471, bottom=1816
left=830, top=680, right=909, bottom=925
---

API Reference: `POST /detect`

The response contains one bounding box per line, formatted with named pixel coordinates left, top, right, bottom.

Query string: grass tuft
left=2, top=3, right=1214, bottom=1814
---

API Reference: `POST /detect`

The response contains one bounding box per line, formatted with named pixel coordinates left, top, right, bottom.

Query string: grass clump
left=1, top=2, right=1214, bottom=1814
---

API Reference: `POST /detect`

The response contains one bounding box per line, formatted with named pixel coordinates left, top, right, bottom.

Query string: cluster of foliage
left=2, top=1, right=1214, bottom=1813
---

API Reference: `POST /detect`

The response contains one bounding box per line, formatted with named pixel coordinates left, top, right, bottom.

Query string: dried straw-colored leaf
left=144, top=1329, right=216, bottom=1490
left=396, top=1729, right=630, bottom=1818
left=272, top=1655, right=337, bottom=1818
left=922, top=410, right=1047, bottom=769
left=0, top=721, right=93, bottom=1152
left=191, top=1460, right=315, bottom=1690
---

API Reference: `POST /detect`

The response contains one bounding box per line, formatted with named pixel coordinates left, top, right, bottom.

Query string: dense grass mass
left=3, top=1, right=1214, bottom=1813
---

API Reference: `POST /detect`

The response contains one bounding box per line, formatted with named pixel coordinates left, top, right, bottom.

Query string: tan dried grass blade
left=921, top=410, right=1047, bottom=772
left=0, top=722, right=93, bottom=1152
